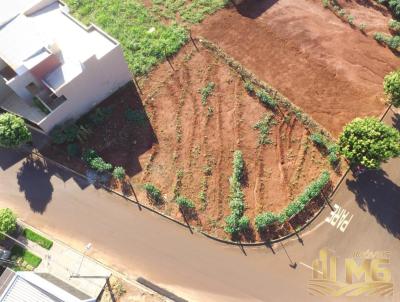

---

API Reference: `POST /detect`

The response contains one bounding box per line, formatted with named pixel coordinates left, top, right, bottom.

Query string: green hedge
left=22, top=228, right=53, bottom=250
left=255, top=171, right=330, bottom=232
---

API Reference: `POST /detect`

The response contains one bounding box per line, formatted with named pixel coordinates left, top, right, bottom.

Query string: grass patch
left=22, top=228, right=53, bottom=250
left=11, top=245, right=42, bottom=270
left=65, top=0, right=188, bottom=75
left=151, top=0, right=229, bottom=23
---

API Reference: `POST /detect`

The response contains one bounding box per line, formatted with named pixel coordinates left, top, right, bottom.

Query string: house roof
left=0, top=270, right=91, bottom=302
left=0, top=0, right=117, bottom=90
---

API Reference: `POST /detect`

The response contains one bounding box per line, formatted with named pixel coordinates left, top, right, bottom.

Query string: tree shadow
left=16, top=156, right=54, bottom=213
left=352, top=0, right=391, bottom=16
left=346, top=169, right=400, bottom=239
left=235, top=0, right=279, bottom=19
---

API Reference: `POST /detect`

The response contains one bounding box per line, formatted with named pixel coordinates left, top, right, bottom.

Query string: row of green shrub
left=255, top=171, right=330, bottom=231
left=225, top=150, right=250, bottom=235
left=22, top=228, right=53, bottom=250
left=310, top=133, right=340, bottom=166
left=82, top=149, right=126, bottom=179
left=143, top=182, right=195, bottom=210
left=374, top=32, right=400, bottom=50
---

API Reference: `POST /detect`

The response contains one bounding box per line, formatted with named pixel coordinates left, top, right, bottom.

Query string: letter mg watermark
left=308, top=249, right=393, bottom=296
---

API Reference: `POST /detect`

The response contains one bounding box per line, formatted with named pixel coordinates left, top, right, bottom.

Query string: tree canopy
left=384, top=70, right=400, bottom=107
left=0, top=113, right=31, bottom=148
left=339, top=117, right=400, bottom=169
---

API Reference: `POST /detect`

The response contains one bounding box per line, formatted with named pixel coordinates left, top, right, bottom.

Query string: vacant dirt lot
left=194, top=0, right=400, bottom=136
left=133, top=43, right=337, bottom=239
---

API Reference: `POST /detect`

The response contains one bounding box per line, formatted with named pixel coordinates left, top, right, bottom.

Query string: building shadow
left=346, top=169, right=400, bottom=239
left=0, top=148, right=27, bottom=171
left=77, top=81, right=157, bottom=178
left=235, top=0, right=279, bottom=19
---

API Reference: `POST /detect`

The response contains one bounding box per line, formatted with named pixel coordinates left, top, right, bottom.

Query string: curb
left=16, top=219, right=173, bottom=302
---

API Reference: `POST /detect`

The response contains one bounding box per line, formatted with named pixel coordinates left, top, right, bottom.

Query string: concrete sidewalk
left=18, top=223, right=110, bottom=299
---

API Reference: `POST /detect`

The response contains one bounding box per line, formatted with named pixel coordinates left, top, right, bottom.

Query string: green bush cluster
left=11, top=245, right=42, bottom=269
left=225, top=150, right=249, bottom=235
left=0, top=113, right=31, bottom=148
left=389, top=19, right=400, bottom=33
left=0, top=208, right=17, bottom=240
left=176, top=196, right=195, bottom=210
left=255, top=171, right=330, bottom=232
left=50, top=123, right=91, bottom=145
left=89, top=107, right=113, bottom=125
left=143, top=183, right=163, bottom=203
left=256, top=89, right=277, bottom=110
left=384, top=69, right=400, bottom=107
left=82, top=149, right=113, bottom=172
left=67, top=143, right=80, bottom=158
left=374, top=32, right=400, bottom=50
left=113, top=166, right=126, bottom=181
left=200, top=82, right=215, bottom=106
left=339, top=117, right=400, bottom=169
left=253, top=114, right=276, bottom=145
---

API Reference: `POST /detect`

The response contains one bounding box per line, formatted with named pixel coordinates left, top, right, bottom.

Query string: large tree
left=0, top=208, right=17, bottom=240
left=339, top=117, right=400, bottom=169
left=384, top=70, right=400, bottom=107
left=0, top=113, right=31, bottom=148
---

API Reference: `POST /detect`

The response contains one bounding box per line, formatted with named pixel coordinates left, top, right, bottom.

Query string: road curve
left=0, top=111, right=399, bottom=302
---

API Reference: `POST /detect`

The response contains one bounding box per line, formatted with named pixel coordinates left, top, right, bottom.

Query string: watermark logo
left=308, top=249, right=393, bottom=296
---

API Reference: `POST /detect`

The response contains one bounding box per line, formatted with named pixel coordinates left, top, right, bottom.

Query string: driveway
left=0, top=110, right=399, bottom=302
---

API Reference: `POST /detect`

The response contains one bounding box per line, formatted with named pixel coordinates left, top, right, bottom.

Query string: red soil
left=193, top=0, right=400, bottom=136
left=135, top=43, right=338, bottom=239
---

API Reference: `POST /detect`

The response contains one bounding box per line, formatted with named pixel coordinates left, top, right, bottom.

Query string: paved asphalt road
left=0, top=112, right=399, bottom=302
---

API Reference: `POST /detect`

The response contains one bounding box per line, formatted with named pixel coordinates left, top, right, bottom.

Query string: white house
left=0, top=268, right=96, bottom=301
left=0, top=0, right=132, bottom=132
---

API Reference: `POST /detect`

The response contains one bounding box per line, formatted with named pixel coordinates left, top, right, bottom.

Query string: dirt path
left=194, top=0, right=400, bottom=136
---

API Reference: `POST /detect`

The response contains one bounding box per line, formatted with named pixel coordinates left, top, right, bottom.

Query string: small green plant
left=82, top=149, right=112, bottom=172
left=254, top=212, right=279, bottom=231
left=338, top=9, right=346, bottom=17
left=113, top=166, right=126, bottom=181
left=322, top=0, right=329, bottom=8
left=310, top=133, right=326, bottom=147
left=347, top=15, right=355, bottom=25
left=0, top=208, right=17, bottom=240
left=232, top=150, right=245, bottom=183
left=32, top=97, right=50, bottom=114
left=89, top=107, right=112, bottom=125
left=244, top=80, right=255, bottom=94
left=22, top=228, right=53, bottom=250
left=143, top=183, right=163, bottom=203
left=359, top=23, right=367, bottom=33
left=253, top=114, right=276, bottom=145
left=200, top=82, right=215, bottom=105
left=256, top=89, right=277, bottom=110
left=176, top=196, right=195, bottom=210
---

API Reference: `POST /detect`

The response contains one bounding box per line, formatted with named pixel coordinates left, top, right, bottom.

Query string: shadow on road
left=235, top=0, right=278, bottom=19
left=346, top=169, right=400, bottom=239
left=17, top=156, right=54, bottom=213
left=16, top=155, right=91, bottom=213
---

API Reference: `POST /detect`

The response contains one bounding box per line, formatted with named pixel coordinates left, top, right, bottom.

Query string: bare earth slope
left=194, top=0, right=400, bottom=136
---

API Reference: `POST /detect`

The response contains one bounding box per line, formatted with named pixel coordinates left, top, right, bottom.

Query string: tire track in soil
left=275, top=116, right=289, bottom=200
left=288, top=129, right=308, bottom=197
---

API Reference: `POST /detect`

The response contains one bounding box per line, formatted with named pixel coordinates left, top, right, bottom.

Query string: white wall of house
left=6, top=69, right=38, bottom=100
left=0, top=58, right=7, bottom=70
left=39, top=45, right=131, bottom=132
left=0, top=76, right=12, bottom=100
